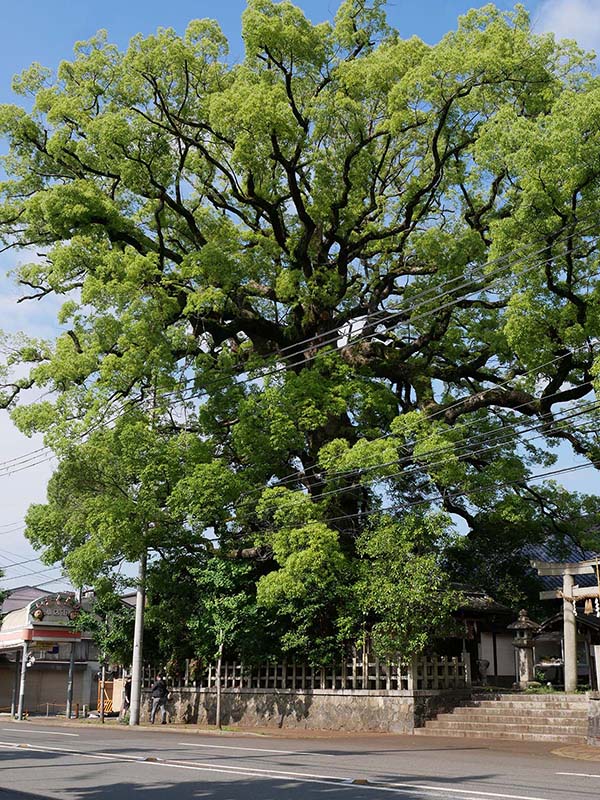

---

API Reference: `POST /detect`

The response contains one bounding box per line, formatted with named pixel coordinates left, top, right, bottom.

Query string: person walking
left=150, top=674, right=169, bottom=724
left=121, top=675, right=132, bottom=719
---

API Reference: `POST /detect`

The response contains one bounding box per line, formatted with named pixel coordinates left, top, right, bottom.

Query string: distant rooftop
left=1, top=586, right=52, bottom=615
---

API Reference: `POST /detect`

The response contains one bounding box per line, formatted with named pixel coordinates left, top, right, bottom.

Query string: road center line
left=172, top=759, right=553, bottom=800
left=556, top=771, right=600, bottom=779
left=386, top=783, right=553, bottom=800
left=0, top=740, right=556, bottom=800
left=2, top=728, right=79, bottom=737
left=177, top=741, right=336, bottom=757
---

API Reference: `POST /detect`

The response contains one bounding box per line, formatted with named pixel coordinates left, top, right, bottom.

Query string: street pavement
left=0, top=720, right=596, bottom=799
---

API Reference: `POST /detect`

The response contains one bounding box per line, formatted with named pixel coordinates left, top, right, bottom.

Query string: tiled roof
left=522, top=540, right=600, bottom=589
left=1, top=586, right=52, bottom=615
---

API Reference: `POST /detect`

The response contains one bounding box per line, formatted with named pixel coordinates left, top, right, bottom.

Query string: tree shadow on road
left=58, top=772, right=510, bottom=800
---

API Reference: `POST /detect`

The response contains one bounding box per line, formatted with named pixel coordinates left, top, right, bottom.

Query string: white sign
left=29, top=598, right=79, bottom=627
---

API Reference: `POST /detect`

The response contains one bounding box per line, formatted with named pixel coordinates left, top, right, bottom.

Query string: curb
left=552, top=745, right=600, bottom=761
left=0, top=717, right=389, bottom=740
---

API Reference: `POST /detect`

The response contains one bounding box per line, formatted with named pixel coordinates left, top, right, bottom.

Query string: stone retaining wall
left=142, top=687, right=469, bottom=733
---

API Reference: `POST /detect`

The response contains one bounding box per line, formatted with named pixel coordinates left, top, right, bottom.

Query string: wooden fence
left=143, top=653, right=469, bottom=693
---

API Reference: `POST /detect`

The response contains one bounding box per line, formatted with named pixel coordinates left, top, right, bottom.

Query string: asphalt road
left=0, top=722, right=596, bottom=800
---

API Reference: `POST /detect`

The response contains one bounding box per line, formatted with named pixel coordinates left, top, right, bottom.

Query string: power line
left=0, top=524, right=27, bottom=535
left=298, top=392, right=600, bottom=493
left=311, top=409, right=600, bottom=504
left=0, top=554, right=45, bottom=570
left=318, top=459, right=600, bottom=528
left=166, top=215, right=600, bottom=392
left=240, top=342, right=598, bottom=497
left=30, top=576, right=73, bottom=589
left=0, top=214, right=593, bottom=474
left=0, top=217, right=597, bottom=476
left=1, top=565, right=63, bottom=584
left=5, top=421, right=597, bottom=581
left=0, top=544, right=40, bottom=560
left=0, top=519, right=28, bottom=529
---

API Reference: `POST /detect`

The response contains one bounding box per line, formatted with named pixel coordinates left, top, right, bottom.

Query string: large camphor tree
left=1, top=0, right=600, bottom=662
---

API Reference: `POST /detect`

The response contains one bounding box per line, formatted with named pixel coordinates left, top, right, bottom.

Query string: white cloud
left=534, top=0, right=600, bottom=53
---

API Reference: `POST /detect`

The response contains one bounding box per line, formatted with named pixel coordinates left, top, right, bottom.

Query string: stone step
left=447, top=712, right=587, bottom=724
left=471, top=693, right=586, bottom=703
left=416, top=692, right=590, bottom=744
left=414, top=728, right=586, bottom=743
left=423, top=719, right=587, bottom=735
left=467, top=699, right=587, bottom=710
left=453, top=706, right=588, bottom=719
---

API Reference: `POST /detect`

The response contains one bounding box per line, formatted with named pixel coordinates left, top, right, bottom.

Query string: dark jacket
left=151, top=679, right=168, bottom=699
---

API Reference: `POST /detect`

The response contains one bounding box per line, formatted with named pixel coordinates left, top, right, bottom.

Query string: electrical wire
left=1, top=565, right=63, bottom=584
left=0, top=216, right=598, bottom=475
left=165, top=215, right=600, bottom=392
left=0, top=519, right=29, bottom=529
left=318, top=459, right=600, bottom=528
left=239, top=342, right=598, bottom=497
left=311, top=409, right=600, bottom=504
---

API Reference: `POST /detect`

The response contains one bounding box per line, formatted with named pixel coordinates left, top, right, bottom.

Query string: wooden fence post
left=407, top=655, right=417, bottom=693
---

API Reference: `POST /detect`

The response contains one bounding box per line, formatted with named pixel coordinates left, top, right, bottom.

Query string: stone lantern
left=508, top=609, right=541, bottom=690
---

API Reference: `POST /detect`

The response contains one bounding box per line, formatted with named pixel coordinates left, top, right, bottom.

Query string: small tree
left=356, top=513, right=461, bottom=658
left=75, top=577, right=135, bottom=668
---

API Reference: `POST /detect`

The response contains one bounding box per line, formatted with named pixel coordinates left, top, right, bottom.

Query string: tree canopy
left=2, top=0, right=600, bottom=662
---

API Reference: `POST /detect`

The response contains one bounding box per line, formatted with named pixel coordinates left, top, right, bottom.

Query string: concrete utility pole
left=16, top=642, right=28, bottom=720
left=11, top=649, right=20, bottom=717
left=215, top=636, right=224, bottom=731
left=129, top=547, right=147, bottom=726
left=100, top=662, right=106, bottom=724
left=66, top=586, right=83, bottom=719
left=66, top=642, right=76, bottom=719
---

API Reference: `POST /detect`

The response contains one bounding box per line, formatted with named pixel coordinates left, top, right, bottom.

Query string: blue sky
left=0, top=0, right=524, bottom=97
left=0, top=0, right=597, bottom=105
left=0, top=0, right=598, bottom=587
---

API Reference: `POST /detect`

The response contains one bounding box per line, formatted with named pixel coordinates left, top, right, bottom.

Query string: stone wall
left=413, top=689, right=472, bottom=728
left=142, top=687, right=468, bottom=733
left=588, top=692, right=600, bottom=746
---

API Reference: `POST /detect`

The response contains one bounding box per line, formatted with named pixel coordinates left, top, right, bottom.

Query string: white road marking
left=386, top=783, right=555, bottom=800
left=0, top=742, right=117, bottom=762
left=169, top=759, right=554, bottom=800
left=2, top=728, right=78, bottom=737
left=556, top=771, right=600, bottom=778
left=177, top=741, right=336, bottom=757
left=0, top=740, right=557, bottom=800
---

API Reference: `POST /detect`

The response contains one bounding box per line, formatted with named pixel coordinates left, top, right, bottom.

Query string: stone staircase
left=414, top=693, right=589, bottom=743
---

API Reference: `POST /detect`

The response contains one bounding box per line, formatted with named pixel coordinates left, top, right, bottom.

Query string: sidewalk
left=1, top=715, right=401, bottom=740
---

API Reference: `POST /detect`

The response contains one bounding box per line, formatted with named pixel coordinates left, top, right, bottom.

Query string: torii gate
left=532, top=557, right=600, bottom=692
